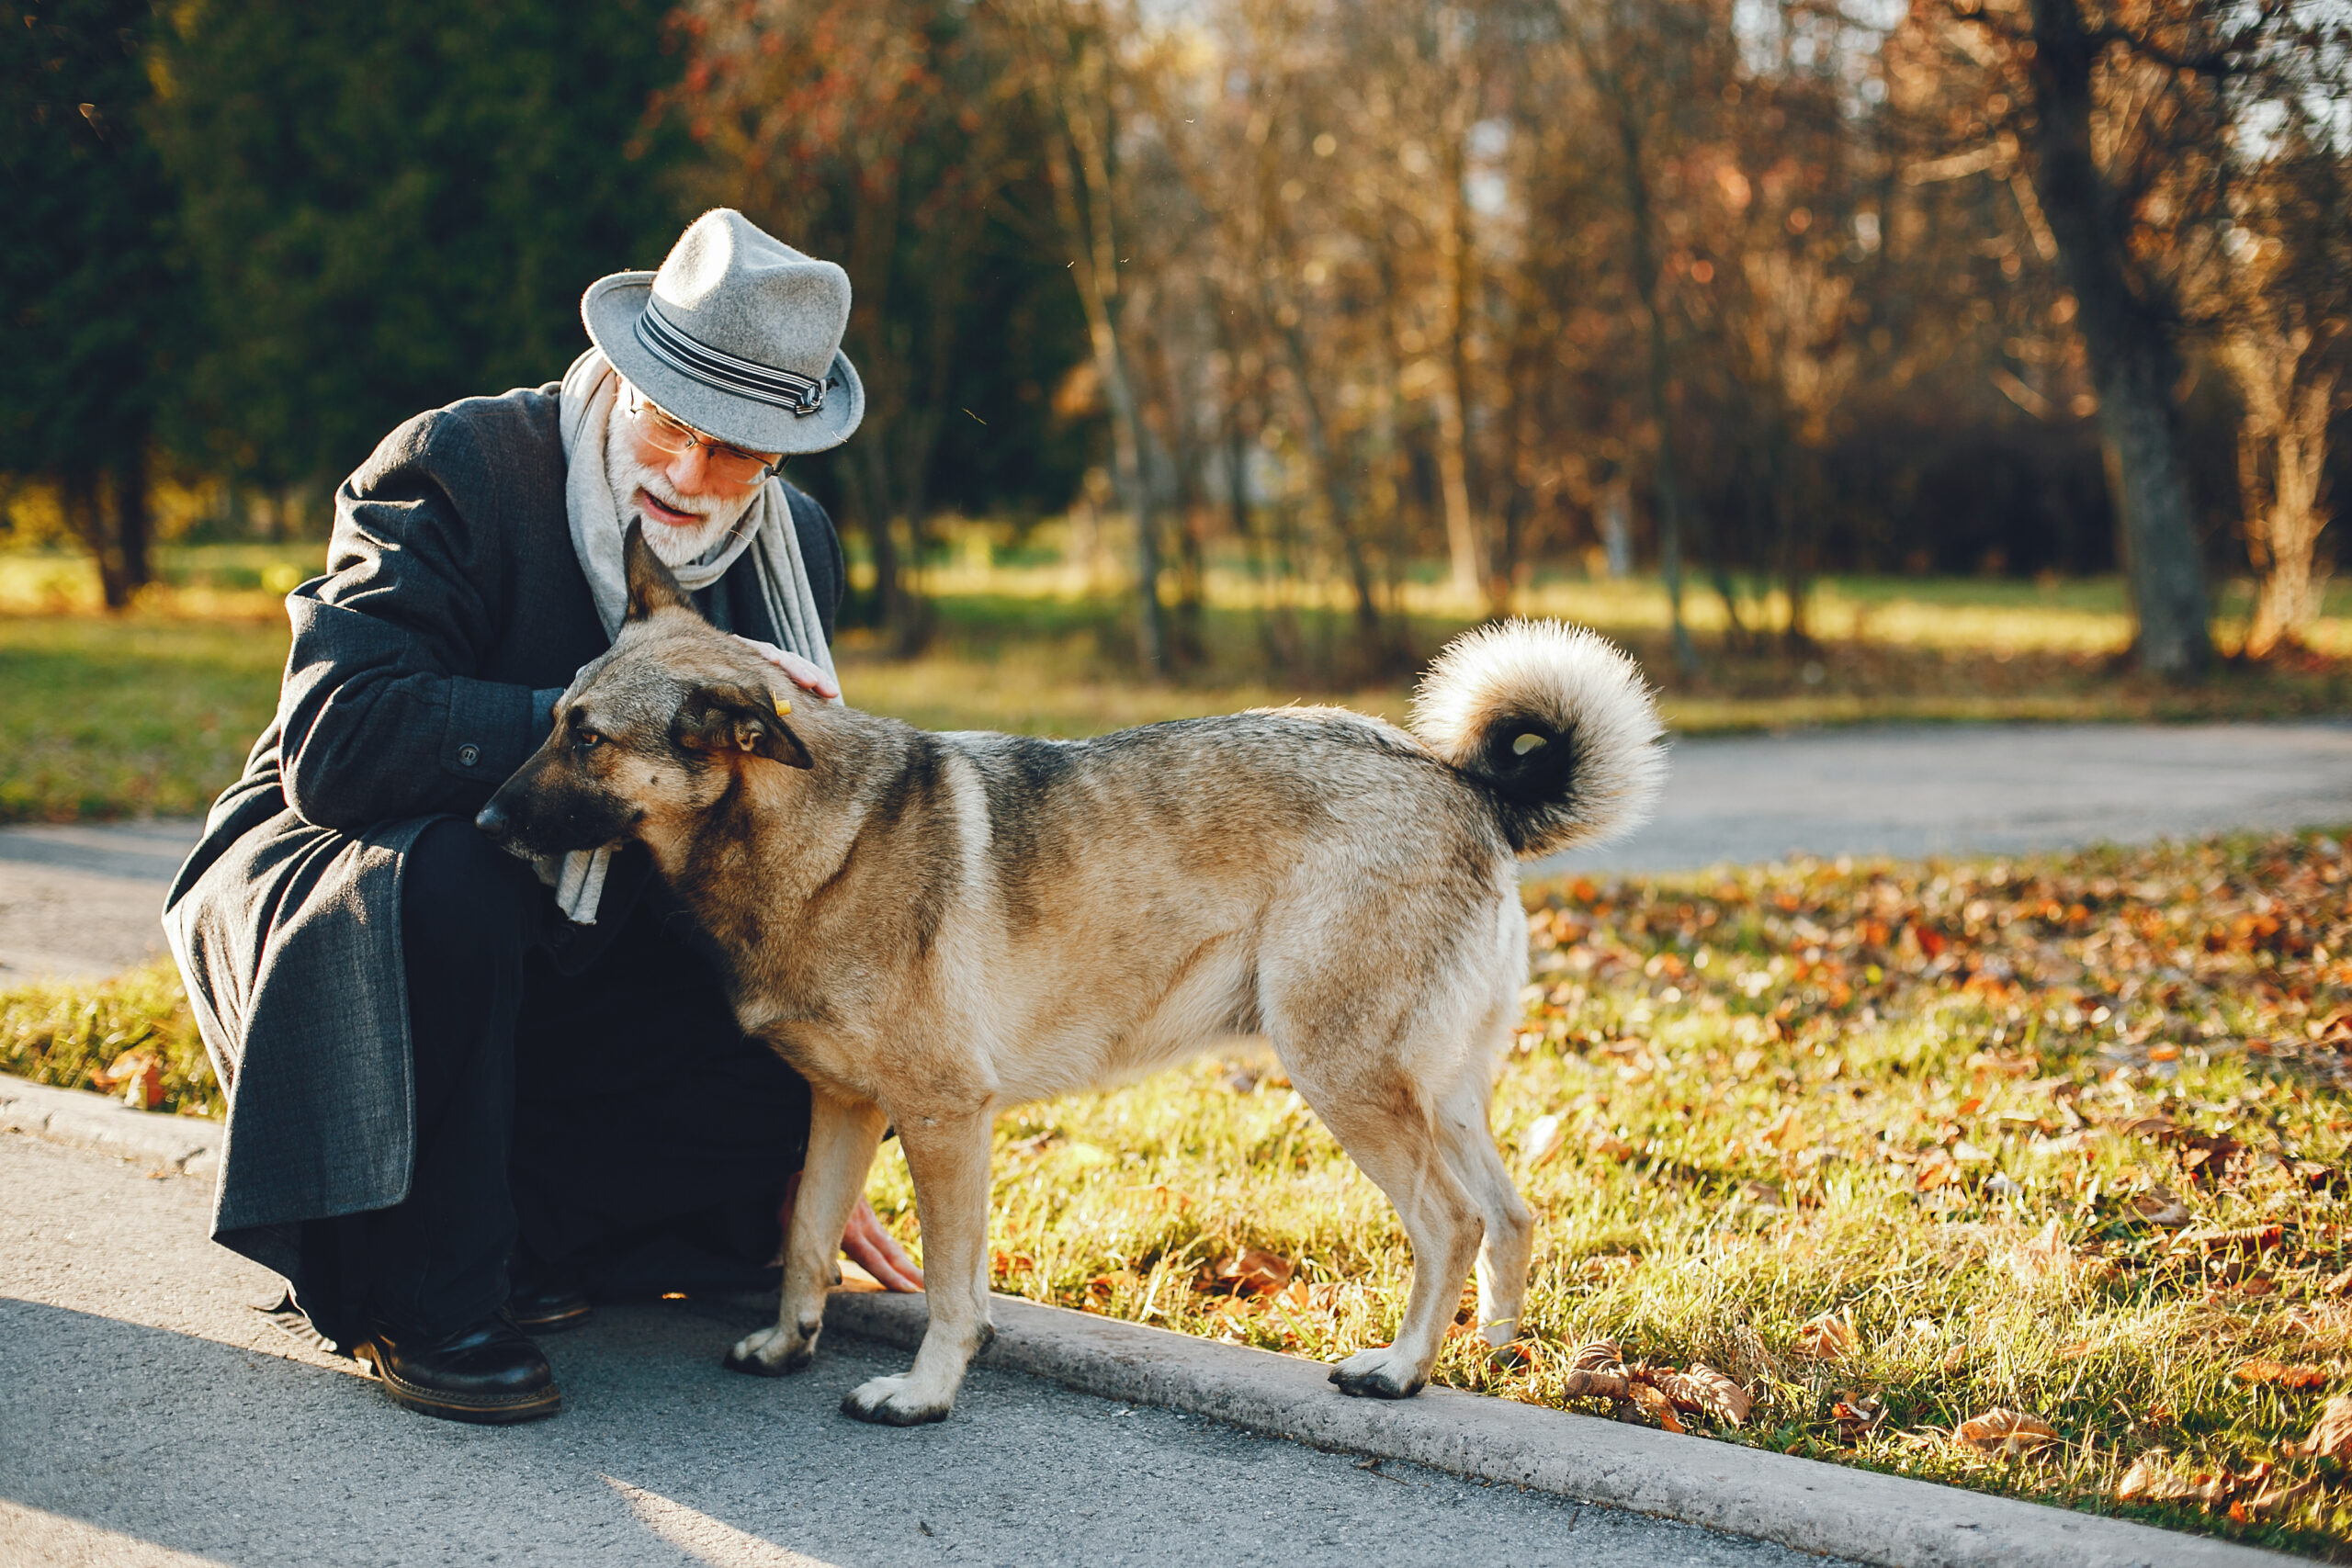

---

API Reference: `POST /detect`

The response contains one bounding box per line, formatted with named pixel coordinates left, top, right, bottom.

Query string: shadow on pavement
left=4, top=1292, right=1814, bottom=1568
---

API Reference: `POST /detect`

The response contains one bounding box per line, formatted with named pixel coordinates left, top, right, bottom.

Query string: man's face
left=605, top=384, right=786, bottom=568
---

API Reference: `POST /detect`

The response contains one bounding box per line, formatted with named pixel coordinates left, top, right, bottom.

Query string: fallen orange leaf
left=1956, top=1407, right=2058, bottom=1455
left=1796, top=1312, right=1858, bottom=1362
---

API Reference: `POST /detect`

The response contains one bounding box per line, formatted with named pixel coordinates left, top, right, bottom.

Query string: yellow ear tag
left=774, top=697, right=792, bottom=716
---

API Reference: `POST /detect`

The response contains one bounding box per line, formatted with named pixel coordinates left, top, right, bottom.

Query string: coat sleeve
left=277, top=411, right=564, bottom=830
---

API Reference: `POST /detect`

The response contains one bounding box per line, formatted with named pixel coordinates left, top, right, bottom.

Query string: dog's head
left=475, top=523, right=814, bottom=860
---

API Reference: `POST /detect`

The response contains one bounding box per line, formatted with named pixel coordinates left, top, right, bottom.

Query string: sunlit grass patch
left=0, top=959, right=218, bottom=1117
left=858, top=829, right=2352, bottom=1556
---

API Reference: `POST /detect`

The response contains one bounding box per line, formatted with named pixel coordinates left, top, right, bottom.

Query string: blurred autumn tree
left=1896, top=0, right=2331, bottom=678
left=0, top=0, right=191, bottom=606
left=2205, top=78, right=2350, bottom=660
left=5, top=0, right=2347, bottom=689
left=665, top=0, right=1096, bottom=649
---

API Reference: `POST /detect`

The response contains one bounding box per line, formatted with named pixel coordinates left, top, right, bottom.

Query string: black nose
left=474, top=800, right=510, bottom=838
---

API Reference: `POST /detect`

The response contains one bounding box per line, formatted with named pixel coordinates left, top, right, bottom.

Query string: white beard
left=604, top=412, right=758, bottom=569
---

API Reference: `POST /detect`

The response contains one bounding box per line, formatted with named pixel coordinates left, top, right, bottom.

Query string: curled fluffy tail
left=1410, top=619, right=1666, bottom=859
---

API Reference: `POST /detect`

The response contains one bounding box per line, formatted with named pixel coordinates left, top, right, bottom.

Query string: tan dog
left=478, top=525, right=1664, bottom=1425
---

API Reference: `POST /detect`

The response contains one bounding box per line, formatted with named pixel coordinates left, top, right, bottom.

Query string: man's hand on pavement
left=776, top=1173, right=925, bottom=1293
left=842, top=1197, right=924, bottom=1292
left=734, top=637, right=839, bottom=702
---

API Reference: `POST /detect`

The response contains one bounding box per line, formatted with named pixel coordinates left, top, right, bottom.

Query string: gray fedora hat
left=582, top=209, right=865, bottom=456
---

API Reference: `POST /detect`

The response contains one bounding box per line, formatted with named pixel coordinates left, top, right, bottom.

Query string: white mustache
left=630, top=464, right=724, bottom=522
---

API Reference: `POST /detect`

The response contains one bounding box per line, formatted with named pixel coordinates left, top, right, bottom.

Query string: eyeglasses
left=622, top=386, right=783, bottom=487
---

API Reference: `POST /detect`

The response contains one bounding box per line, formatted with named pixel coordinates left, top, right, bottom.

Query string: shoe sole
left=511, top=1303, right=592, bottom=1335
left=357, top=1346, right=562, bottom=1426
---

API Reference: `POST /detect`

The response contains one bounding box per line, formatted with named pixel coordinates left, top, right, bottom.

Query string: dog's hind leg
left=1436, top=1061, right=1534, bottom=1348
left=840, top=1107, right=994, bottom=1426
left=1283, top=1058, right=1483, bottom=1400
left=726, top=1089, right=888, bottom=1378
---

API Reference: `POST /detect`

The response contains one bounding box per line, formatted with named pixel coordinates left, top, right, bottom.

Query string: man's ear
left=624, top=520, right=701, bottom=622
left=676, top=685, right=814, bottom=769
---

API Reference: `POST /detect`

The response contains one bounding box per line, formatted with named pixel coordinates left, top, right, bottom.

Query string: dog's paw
left=839, top=1373, right=953, bottom=1427
left=1329, top=1346, right=1428, bottom=1400
left=722, top=1324, right=816, bottom=1378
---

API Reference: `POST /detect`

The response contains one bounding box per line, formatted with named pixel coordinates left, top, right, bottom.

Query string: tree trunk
left=1031, top=21, right=1167, bottom=678
left=62, top=466, right=133, bottom=611
left=113, top=443, right=153, bottom=595
left=850, top=440, right=921, bottom=652
left=1435, top=151, right=1485, bottom=607
left=2023, top=0, right=2210, bottom=680
left=2242, top=370, right=2336, bottom=660
left=1582, top=30, right=1700, bottom=675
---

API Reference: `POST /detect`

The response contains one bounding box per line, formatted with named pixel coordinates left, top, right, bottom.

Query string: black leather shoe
left=356, top=1314, right=560, bottom=1425
left=507, top=1278, right=593, bottom=1335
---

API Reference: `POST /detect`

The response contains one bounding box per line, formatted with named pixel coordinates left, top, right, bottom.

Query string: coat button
left=458, top=744, right=481, bottom=767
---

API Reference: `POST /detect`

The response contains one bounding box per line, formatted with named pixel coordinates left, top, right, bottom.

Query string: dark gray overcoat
left=163, top=383, right=842, bottom=1282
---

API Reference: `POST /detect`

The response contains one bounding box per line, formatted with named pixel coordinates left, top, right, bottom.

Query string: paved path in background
left=0, top=819, right=199, bottom=984
left=1537, top=718, right=2352, bottom=877
left=0, top=1133, right=1845, bottom=1568
left=4, top=720, right=2347, bottom=983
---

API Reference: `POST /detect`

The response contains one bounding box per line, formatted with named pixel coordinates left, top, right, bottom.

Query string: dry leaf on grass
left=2240, top=1475, right=2320, bottom=1522
left=1560, top=1367, right=1635, bottom=1401
left=1556, top=1341, right=1749, bottom=1431
left=89, top=1047, right=164, bottom=1110
left=1197, top=1247, right=1295, bottom=1297
left=1956, top=1408, right=2059, bottom=1456
left=2303, top=1394, right=2352, bottom=1461
left=1567, top=1338, right=1623, bottom=1372
left=1652, top=1362, right=1753, bottom=1427
left=2130, top=1186, right=2192, bottom=1227
left=1625, top=1380, right=1686, bottom=1433
left=2176, top=1224, right=2283, bottom=1258
left=2116, top=1453, right=2201, bottom=1504
left=1796, top=1312, right=1858, bottom=1362
left=2231, top=1358, right=2327, bottom=1391
left=1831, top=1391, right=1887, bottom=1443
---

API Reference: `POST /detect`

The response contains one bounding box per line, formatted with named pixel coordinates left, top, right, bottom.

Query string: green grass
left=0, top=616, right=286, bottom=821
left=848, top=829, right=2352, bottom=1557
left=0, top=960, right=217, bottom=1117
left=2, top=541, right=2347, bottom=823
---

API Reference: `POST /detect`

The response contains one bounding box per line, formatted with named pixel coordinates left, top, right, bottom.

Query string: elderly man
left=164, top=210, right=919, bottom=1426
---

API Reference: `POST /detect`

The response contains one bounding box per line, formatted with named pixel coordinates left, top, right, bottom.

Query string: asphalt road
left=1535, top=717, right=2352, bottom=877
left=0, top=1133, right=1845, bottom=1568
left=6, top=720, right=2347, bottom=982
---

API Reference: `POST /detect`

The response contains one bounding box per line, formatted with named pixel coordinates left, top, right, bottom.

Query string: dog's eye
left=577, top=728, right=605, bottom=750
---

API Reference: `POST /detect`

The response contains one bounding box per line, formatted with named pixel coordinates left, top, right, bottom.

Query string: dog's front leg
left=725, top=1090, right=888, bottom=1377
left=840, top=1109, right=992, bottom=1426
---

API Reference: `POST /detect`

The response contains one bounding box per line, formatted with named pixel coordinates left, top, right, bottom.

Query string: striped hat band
left=634, top=304, right=830, bottom=418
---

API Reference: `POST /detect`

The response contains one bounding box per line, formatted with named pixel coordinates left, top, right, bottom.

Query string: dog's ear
left=676, top=684, right=814, bottom=769
left=624, top=520, right=701, bottom=623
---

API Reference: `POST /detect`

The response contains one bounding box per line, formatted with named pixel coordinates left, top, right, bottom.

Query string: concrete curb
left=825, top=1291, right=2294, bottom=1568
left=0, top=1074, right=220, bottom=1177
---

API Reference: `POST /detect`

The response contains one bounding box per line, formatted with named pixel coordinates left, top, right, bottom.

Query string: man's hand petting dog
left=735, top=637, right=839, bottom=702
left=779, top=1174, right=924, bottom=1292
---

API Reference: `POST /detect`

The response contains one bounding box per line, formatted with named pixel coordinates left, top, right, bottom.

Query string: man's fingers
left=844, top=1199, right=924, bottom=1292
left=732, top=635, right=840, bottom=699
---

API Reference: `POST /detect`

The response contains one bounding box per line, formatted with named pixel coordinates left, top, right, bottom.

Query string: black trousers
left=295, top=820, right=812, bottom=1345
